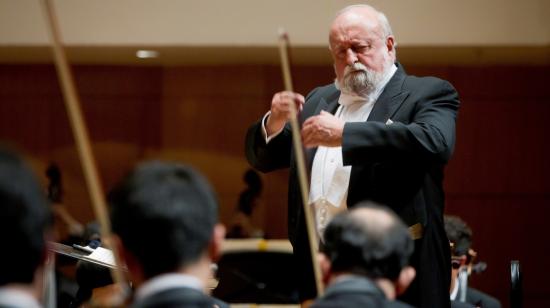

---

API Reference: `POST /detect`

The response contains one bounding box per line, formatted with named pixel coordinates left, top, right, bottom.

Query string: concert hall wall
left=0, top=63, right=548, bottom=307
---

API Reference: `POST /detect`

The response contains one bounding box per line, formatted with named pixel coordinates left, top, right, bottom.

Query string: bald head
left=322, top=202, right=413, bottom=280
left=328, top=5, right=396, bottom=96
left=348, top=205, right=399, bottom=236
left=331, top=4, right=393, bottom=43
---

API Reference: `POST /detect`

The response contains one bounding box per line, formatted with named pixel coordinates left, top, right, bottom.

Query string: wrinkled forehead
left=329, top=10, right=383, bottom=46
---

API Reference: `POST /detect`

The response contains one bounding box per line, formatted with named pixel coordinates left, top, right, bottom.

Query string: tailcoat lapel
left=367, top=63, right=409, bottom=123
left=305, top=64, right=410, bottom=206
left=347, top=64, right=409, bottom=208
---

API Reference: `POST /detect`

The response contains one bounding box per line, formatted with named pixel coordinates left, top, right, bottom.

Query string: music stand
left=213, top=239, right=300, bottom=304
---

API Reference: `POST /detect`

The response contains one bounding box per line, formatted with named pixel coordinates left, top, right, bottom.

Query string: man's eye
left=355, top=45, right=370, bottom=53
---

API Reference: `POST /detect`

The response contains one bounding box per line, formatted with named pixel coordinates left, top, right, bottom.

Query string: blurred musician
left=445, top=215, right=501, bottom=308
left=0, top=147, right=53, bottom=308
left=109, top=161, right=228, bottom=308
left=313, top=203, right=415, bottom=308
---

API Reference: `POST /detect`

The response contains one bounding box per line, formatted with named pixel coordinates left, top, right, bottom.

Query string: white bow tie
left=338, top=92, right=370, bottom=106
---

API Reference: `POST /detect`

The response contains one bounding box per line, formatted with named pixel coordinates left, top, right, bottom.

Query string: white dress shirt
left=262, top=64, right=397, bottom=240
left=0, top=287, right=42, bottom=308
left=450, top=277, right=459, bottom=301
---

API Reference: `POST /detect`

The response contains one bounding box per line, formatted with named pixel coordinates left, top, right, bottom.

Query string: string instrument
left=40, top=0, right=128, bottom=305
left=277, top=29, right=324, bottom=297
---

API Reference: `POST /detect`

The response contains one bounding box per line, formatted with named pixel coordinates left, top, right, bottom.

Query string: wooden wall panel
left=0, top=63, right=548, bottom=307
left=0, top=64, right=164, bottom=229
left=446, top=99, right=550, bottom=194
left=439, top=65, right=550, bottom=308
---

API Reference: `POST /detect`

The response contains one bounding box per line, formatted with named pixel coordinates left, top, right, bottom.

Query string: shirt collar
left=0, top=287, right=42, bottom=308
left=134, top=273, right=204, bottom=301
left=338, top=63, right=397, bottom=106
left=324, top=274, right=386, bottom=299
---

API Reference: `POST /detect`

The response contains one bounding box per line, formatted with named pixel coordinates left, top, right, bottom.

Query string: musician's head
left=320, top=202, right=414, bottom=299
left=110, top=161, right=225, bottom=285
left=445, top=215, right=472, bottom=258
left=329, top=4, right=396, bottom=97
left=444, top=215, right=473, bottom=291
left=0, top=147, right=52, bottom=290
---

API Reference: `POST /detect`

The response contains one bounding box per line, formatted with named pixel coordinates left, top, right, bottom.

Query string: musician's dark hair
left=109, top=161, right=218, bottom=279
left=444, top=215, right=472, bottom=256
left=321, top=202, right=413, bottom=280
left=0, top=147, right=52, bottom=286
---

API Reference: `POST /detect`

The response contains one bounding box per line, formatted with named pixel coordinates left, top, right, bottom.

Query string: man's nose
left=345, top=49, right=358, bottom=65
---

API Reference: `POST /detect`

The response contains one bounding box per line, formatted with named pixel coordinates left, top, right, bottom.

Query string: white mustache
left=344, top=63, right=369, bottom=75
left=339, top=62, right=379, bottom=96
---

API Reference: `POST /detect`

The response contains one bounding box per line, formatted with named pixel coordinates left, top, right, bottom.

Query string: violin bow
left=40, top=0, right=127, bottom=291
left=278, top=29, right=324, bottom=296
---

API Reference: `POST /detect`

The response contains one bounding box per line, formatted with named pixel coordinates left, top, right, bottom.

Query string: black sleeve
left=342, top=79, right=460, bottom=165
left=244, top=87, right=322, bottom=172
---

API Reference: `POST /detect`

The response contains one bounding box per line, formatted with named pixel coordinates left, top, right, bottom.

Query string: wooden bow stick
left=40, top=0, right=127, bottom=293
left=278, top=29, right=324, bottom=296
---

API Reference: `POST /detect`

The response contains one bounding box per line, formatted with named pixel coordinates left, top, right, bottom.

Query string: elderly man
left=313, top=203, right=415, bottom=307
left=0, top=148, right=52, bottom=308
left=109, top=161, right=227, bottom=308
left=245, top=4, right=459, bottom=307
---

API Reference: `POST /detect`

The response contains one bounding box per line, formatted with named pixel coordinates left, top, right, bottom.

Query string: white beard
left=336, top=60, right=392, bottom=97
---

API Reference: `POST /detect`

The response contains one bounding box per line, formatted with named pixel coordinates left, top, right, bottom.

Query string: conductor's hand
left=302, top=111, right=344, bottom=148
left=266, top=91, right=305, bottom=135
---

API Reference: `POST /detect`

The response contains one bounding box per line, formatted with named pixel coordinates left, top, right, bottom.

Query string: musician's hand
left=302, top=111, right=344, bottom=148
left=266, top=91, right=305, bottom=135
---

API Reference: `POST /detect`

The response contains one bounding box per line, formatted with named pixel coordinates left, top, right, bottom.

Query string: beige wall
left=1, top=0, right=549, bottom=47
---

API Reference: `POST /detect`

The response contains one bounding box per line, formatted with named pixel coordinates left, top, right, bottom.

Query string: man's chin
left=335, top=78, right=370, bottom=97
left=342, top=87, right=370, bottom=97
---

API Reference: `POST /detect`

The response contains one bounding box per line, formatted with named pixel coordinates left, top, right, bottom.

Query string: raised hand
left=265, top=91, right=305, bottom=135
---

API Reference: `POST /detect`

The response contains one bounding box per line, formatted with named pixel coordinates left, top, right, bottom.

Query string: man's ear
left=318, top=252, right=332, bottom=285
left=386, top=35, right=396, bottom=61
left=386, top=35, right=395, bottom=52
left=395, top=266, right=416, bottom=296
left=209, top=224, right=226, bottom=262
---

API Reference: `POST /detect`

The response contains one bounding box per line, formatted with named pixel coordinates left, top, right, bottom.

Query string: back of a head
left=322, top=203, right=413, bottom=281
left=109, top=161, right=218, bottom=279
left=0, top=147, right=51, bottom=286
left=444, top=215, right=472, bottom=256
